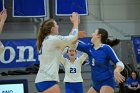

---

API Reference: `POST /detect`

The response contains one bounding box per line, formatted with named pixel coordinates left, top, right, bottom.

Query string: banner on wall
left=0, top=38, right=91, bottom=68
left=13, top=0, right=46, bottom=17
left=55, top=0, right=88, bottom=16
left=0, top=0, right=4, bottom=12
left=131, top=36, right=140, bottom=64
left=0, top=39, right=39, bottom=68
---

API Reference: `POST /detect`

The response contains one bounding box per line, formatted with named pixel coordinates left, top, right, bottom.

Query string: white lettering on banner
left=16, top=46, right=36, bottom=62
left=0, top=47, right=15, bottom=64
left=0, top=46, right=36, bottom=64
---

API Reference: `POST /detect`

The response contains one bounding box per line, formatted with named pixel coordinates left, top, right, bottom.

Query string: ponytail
left=97, top=28, right=120, bottom=47
left=106, top=39, right=120, bottom=47
left=37, top=19, right=55, bottom=52
left=37, top=29, right=45, bottom=52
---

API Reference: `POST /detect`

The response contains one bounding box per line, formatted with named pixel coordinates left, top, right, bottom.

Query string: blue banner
left=0, top=38, right=91, bottom=68
left=13, top=0, right=46, bottom=17
left=131, top=36, right=140, bottom=64
left=55, top=0, right=88, bottom=16
left=0, top=39, right=39, bottom=68
left=0, top=0, right=4, bottom=12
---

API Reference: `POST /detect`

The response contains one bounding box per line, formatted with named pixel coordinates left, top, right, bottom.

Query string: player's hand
left=72, top=39, right=77, bottom=45
left=131, top=87, right=137, bottom=90
left=114, top=71, right=125, bottom=83
left=70, top=12, right=80, bottom=25
left=0, top=9, right=7, bottom=22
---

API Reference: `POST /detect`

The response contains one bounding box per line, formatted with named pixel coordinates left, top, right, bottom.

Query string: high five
left=35, top=12, right=80, bottom=93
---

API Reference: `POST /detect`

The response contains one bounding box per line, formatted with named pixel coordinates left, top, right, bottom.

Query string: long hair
left=37, top=19, right=55, bottom=51
left=130, top=71, right=139, bottom=79
left=97, top=28, right=120, bottom=47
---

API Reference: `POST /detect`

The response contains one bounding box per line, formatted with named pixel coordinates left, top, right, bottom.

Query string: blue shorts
left=65, top=82, right=83, bottom=93
left=92, top=77, right=115, bottom=92
left=35, top=81, right=57, bottom=92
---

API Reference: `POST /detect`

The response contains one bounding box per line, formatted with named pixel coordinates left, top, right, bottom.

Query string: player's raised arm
left=0, top=9, right=7, bottom=33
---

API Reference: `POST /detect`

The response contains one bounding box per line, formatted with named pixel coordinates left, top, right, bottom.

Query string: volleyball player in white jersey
left=0, top=9, right=7, bottom=55
left=59, top=47, right=87, bottom=93
left=35, top=12, right=80, bottom=93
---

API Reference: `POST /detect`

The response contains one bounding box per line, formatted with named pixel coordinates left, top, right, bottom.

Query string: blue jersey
left=77, top=43, right=121, bottom=81
left=126, top=77, right=140, bottom=87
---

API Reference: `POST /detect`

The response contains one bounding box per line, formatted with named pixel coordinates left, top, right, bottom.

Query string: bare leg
left=100, top=86, right=114, bottom=93
left=87, top=87, right=98, bottom=93
left=43, top=84, right=61, bottom=93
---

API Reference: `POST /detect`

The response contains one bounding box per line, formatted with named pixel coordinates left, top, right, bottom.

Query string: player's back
left=36, top=35, right=63, bottom=83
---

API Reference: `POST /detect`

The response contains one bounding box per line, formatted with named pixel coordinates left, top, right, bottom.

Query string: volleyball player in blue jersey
left=0, top=9, right=7, bottom=55
left=74, top=28, right=125, bottom=93
left=35, top=12, right=80, bottom=93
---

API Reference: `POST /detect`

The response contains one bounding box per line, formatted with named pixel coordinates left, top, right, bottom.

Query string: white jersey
left=0, top=41, right=4, bottom=55
left=59, top=53, right=87, bottom=82
left=35, top=29, right=78, bottom=83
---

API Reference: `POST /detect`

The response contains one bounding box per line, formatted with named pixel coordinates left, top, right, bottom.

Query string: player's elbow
left=116, top=61, right=124, bottom=70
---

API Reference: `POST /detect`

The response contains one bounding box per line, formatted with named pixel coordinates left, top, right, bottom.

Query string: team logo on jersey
left=71, top=30, right=77, bottom=35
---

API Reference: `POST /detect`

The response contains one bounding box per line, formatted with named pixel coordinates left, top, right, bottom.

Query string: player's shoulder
left=102, top=44, right=109, bottom=47
left=101, top=44, right=112, bottom=49
left=44, top=35, right=61, bottom=40
left=86, top=43, right=93, bottom=48
left=100, top=44, right=113, bottom=54
left=75, top=57, right=80, bottom=61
